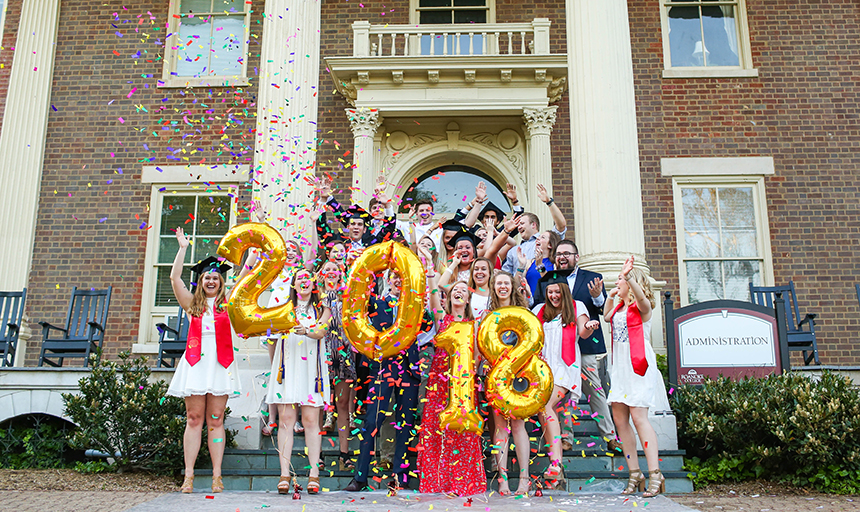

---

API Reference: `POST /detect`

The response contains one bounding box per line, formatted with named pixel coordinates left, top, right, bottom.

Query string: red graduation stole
left=537, top=303, right=577, bottom=366
left=611, top=301, right=648, bottom=377
left=186, top=301, right=234, bottom=368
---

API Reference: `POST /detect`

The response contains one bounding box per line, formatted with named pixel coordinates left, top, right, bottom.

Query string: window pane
left=718, top=187, right=757, bottom=258
left=158, top=236, right=193, bottom=264
left=177, top=16, right=212, bottom=77
left=156, top=266, right=190, bottom=307
left=723, top=260, right=760, bottom=301
left=193, top=236, right=223, bottom=263
left=196, top=195, right=232, bottom=235
left=420, top=0, right=452, bottom=6
left=668, top=6, right=703, bottom=67
left=686, top=260, right=722, bottom=304
left=420, top=11, right=452, bottom=24
left=161, top=196, right=196, bottom=235
left=454, top=10, right=486, bottom=24
left=210, top=16, right=244, bottom=76
left=702, top=5, right=739, bottom=66
left=454, top=0, right=485, bottom=5
left=400, top=167, right=508, bottom=215
left=682, top=188, right=720, bottom=258
left=182, top=0, right=213, bottom=13
left=214, top=0, right=243, bottom=12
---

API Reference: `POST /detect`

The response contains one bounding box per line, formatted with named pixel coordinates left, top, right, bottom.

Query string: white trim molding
left=141, top=164, right=250, bottom=184
left=661, top=156, right=774, bottom=177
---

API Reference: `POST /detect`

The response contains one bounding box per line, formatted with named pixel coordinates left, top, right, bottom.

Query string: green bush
left=672, top=371, right=860, bottom=493
left=0, top=414, right=77, bottom=469
left=74, top=460, right=114, bottom=474
left=62, top=351, right=235, bottom=475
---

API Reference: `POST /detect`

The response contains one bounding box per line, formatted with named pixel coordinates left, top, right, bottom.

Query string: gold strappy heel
left=621, top=468, right=645, bottom=495
left=643, top=469, right=665, bottom=497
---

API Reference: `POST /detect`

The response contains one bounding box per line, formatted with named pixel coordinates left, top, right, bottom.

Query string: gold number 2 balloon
left=435, top=321, right=484, bottom=434
left=477, top=306, right=554, bottom=419
left=342, top=241, right=427, bottom=361
left=216, top=222, right=298, bottom=338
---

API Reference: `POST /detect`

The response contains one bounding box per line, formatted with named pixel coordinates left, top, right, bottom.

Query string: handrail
left=352, top=18, right=552, bottom=57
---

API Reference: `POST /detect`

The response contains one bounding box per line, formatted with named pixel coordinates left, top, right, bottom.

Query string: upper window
left=161, top=0, right=250, bottom=88
left=660, top=0, right=757, bottom=78
left=400, top=166, right=508, bottom=217
left=663, top=157, right=775, bottom=305
left=0, top=0, right=6, bottom=55
left=412, top=0, right=493, bottom=55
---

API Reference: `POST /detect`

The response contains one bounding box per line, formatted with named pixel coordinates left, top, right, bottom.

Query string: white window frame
left=134, top=165, right=247, bottom=353
left=659, top=0, right=758, bottom=79
left=160, top=0, right=251, bottom=89
left=409, top=0, right=495, bottom=25
left=662, top=157, right=775, bottom=306
left=0, top=0, right=6, bottom=56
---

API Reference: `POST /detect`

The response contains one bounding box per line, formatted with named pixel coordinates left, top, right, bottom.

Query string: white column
left=566, top=0, right=647, bottom=276
left=347, top=107, right=383, bottom=205
left=0, top=0, right=61, bottom=292
left=254, top=0, right=321, bottom=243
left=523, top=106, right=558, bottom=233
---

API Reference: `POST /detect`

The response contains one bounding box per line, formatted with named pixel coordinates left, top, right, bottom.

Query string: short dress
left=323, top=290, right=356, bottom=383
left=532, top=301, right=586, bottom=400
left=167, top=297, right=242, bottom=398
left=265, top=299, right=330, bottom=407
left=607, top=309, right=671, bottom=411
left=261, top=268, right=296, bottom=348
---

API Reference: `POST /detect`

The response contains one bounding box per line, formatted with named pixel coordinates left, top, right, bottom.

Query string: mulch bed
left=0, top=469, right=177, bottom=492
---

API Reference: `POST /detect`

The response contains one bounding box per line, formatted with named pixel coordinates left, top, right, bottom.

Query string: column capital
left=346, top=108, right=383, bottom=137
left=522, top=106, right=558, bottom=137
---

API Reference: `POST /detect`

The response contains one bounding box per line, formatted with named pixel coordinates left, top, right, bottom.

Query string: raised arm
left=463, top=182, right=488, bottom=228
left=170, top=228, right=195, bottom=311
left=438, top=254, right=461, bottom=292
left=623, top=255, right=652, bottom=322
left=418, top=246, right=445, bottom=331
left=536, top=184, right=566, bottom=234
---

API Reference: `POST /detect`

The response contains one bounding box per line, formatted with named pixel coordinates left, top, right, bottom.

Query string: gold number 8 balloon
left=477, top=306, right=554, bottom=419
left=216, top=222, right=298, bottom=338
left=341, top=241, right=427, bottom=361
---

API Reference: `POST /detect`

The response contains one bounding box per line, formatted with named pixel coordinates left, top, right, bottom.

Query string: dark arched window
left=399, top=165, right=508, bottom=215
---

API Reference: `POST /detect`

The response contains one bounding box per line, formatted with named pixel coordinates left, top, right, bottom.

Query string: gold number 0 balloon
left=216, top=222, right=298, bottom=338
left=436, top=321, right=484, bottom=434
left=342, top=241, right=426, bottom=361
left=478, top=306, right=554, bottom=419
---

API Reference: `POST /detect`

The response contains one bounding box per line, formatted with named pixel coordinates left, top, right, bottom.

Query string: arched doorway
left=398, top=165, right=509, bottom=216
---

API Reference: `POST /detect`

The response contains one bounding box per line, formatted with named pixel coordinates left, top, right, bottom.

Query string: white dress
left=167, top=297, right=242, bottom=398
left=532, top=301, right=585, bottom=400
left=607, top=308, right=671, bottom=411
left=261, top=268, right=296, bottom=347
left=470, top=293, right=490, bottom=318
left=265, top=299, right=330, bottom=407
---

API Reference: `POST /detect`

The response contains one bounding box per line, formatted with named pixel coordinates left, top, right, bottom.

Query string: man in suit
left=345, top=270, right=422, bottom=492
left=544, top=239, right=619, bottom=453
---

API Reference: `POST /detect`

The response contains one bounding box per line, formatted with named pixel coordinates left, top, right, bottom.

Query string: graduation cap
left=343, top=204, right=372, bottom=226
left=478, top=201, right=506, bottom=228
left=190, top=256, right=231, bottom=290
left=538, top=268, right=573, bottom=290
left=450, top=229, right=480, bottom=253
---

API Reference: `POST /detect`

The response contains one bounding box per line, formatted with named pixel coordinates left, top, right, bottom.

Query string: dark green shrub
left=0, top=414, right=77, bottom=469
left=62, top=351, right=235, bottom=475
left=673, top=371, right=860, bottom=493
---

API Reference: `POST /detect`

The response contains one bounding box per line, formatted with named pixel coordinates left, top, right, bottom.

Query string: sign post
left=663, top=292, right=790, bottom=386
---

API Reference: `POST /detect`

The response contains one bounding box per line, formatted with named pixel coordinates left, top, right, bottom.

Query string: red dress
left=418, top=316, right=487, bottom=495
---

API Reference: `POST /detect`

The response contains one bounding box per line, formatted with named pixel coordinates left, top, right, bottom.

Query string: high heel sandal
left=621, top=469, right=645, bottom=495
left=180, top=475, right=194, bottom=493
left=211, top=475, right=224, bottom=493
left=543, top=462, right=562, bottom=480
left=513, top=472, right=530, bottom=496
left=277, top=476, right=292, bottom=494
left=643, top=469, right=665, bottom=497
left=307, top=476, right=321, bottom=494
left=339, top=454, right=355, bottom=471
left=496, top=472, right=511, bottom=496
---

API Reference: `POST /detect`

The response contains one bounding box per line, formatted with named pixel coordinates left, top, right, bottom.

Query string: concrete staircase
left=193, top=408, right=693, bottom=493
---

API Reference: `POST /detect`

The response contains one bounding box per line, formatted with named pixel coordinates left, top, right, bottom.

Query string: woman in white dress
left=167, top=228, right=242, bottom=494
left=604, top=256, right=668, bottom=498
left=531, top=270, right=599, bottom=485
left=265, top=267, right=332, bottom=495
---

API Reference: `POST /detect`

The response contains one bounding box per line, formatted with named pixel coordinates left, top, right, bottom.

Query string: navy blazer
left=534, top=267, right=608, bottom=355
left=367, top=295, right=422, bottom=383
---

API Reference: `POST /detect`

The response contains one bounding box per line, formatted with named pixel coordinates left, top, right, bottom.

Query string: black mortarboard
left=190, top=256, right=231, bottom=290
left=450, top=229, right=479, bottom=251
left=441, top=219, right=466, bottom=233
left=478, top=201, right=506, bottom=228
left=344, top=204, right=372, bottom=226
left=538, top=268, right=573, bottom=289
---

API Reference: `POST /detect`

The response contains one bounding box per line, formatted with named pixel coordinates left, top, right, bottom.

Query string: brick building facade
left=0, top=0, right=857, bottom=367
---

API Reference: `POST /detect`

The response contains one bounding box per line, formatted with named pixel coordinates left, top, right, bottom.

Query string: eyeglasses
left=556, top=251, right=578, bottom=258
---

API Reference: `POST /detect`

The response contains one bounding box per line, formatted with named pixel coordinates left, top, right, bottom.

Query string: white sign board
left=678, top=310, right=776, bottom=367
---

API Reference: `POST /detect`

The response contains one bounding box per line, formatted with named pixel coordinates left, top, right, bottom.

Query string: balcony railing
left=351, top=18, right=552, bottom=57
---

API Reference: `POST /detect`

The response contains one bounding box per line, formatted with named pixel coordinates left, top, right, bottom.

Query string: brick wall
left=21, top=0, right=262, bottom=365
left=630, top=0, right=860, bottom=365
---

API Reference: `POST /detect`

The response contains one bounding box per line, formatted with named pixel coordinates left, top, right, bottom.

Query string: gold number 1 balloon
left=435, top=321, right=484, bottom=434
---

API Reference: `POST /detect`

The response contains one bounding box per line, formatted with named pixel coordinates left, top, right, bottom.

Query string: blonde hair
left=188, top=272, right=227, bottom=317
left=468, top=257, right=494, bottom=292
left=626, top=268, right=655, bottom=307
left=488, top=271, right=529, bottom=310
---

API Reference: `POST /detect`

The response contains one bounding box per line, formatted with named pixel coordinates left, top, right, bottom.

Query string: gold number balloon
left=435, top=321, right=484, bottom=434
left=477, top=306, right=554, bottom=419
left=216, top=222, right=298, bottom=338
left=342, top=241, right=427, bottom=361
